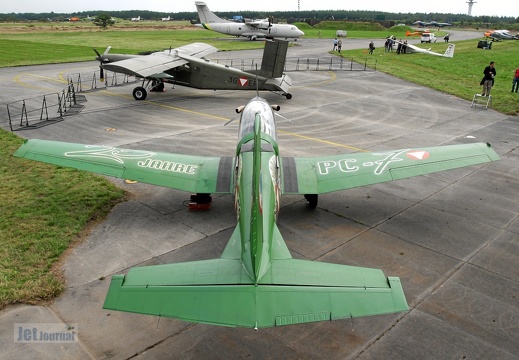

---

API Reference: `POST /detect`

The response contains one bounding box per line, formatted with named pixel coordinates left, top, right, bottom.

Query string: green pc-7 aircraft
left=14, top=97, right=499, bottom=329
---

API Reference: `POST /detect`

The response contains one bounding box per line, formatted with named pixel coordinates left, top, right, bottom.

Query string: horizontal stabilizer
left=103, top=257, right=407, bottom=328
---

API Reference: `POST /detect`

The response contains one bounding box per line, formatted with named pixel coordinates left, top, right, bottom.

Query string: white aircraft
left=162, top=16, right=171, bottom=21
left=484, top=29, right=519, bottom=41
left=131, top=16, right=141, bottom=22
left=194, top=1, right=304, bottom=41
left=395, top=40, right=455, bottom=58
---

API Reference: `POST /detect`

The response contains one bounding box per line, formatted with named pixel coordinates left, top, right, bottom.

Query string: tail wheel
left=304, top=194, right=318, bottom=209
left=285, top=93, right=292, bottom=100
left=133, top=86, right=147, bottom=100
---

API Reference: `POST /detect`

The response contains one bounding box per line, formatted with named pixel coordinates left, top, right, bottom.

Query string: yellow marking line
left=278, top=130, right=368, bottom=152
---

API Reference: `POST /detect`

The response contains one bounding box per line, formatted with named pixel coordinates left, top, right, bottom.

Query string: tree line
left=0, top=9, right=517, bottom=26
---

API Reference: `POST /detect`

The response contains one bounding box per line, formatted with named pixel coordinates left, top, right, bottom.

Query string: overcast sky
left=1, top=0, right=516, bottom=18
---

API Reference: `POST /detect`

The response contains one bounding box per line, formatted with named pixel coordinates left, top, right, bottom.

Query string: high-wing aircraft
left=395, top=40, right=455, bottom=58
left=94, top=40, right=293, bottom=100
left=412, top=20, right=452, bottom=28
left=14, top=97, right=499, bottom=328
left=483, top=29, right=519, bottom=41
left=195, top=1, right=304, bottom=41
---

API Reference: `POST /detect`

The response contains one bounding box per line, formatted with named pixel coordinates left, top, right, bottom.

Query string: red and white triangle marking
left=406, top=150, right=430, bottom=160
left=239, top=77, right=249, bottom=87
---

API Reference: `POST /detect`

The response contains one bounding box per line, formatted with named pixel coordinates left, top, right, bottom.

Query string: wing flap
left=14, top=139, right=232, bottom=194
left=102, top=56, right=188, bottom=78
left=285, top=143, right=499, bottom=194
left=102, top=43, right=218, bottom=78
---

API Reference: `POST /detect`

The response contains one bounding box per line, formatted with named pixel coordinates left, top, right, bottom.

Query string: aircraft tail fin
left=260, top=40, right=289, bottom=79
left=195, top=1, right=230, bottom=23
left=443, top=43, right=455, bottom=58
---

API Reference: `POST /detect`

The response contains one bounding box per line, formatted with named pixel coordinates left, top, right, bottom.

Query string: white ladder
left=471, top=94, right=492, bottom=109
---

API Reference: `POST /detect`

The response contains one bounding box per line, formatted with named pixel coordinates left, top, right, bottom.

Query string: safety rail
left=68, top=71, right=137, bottom=93
left=213, top=56, right=377, bottom=72
left=6, top=81, right=83, bottom=131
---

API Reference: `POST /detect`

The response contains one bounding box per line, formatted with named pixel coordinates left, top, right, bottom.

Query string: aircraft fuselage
left=200, top=22, right=304, bottom=40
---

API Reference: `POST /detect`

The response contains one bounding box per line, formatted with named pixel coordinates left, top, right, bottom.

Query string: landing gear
left=132, top=86, right=147, bottom=100
left=151, top=81, right=165, bottom=92
left=304, top=194, right=318, bottom=209
left=285, top=93, right=292, bottom=100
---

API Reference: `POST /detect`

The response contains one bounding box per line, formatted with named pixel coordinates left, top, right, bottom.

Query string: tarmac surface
left=1, top=33, right=518, bottom=359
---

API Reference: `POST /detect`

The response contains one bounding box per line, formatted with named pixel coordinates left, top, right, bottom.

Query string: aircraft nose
left=298, top=30, right=305, bottom=36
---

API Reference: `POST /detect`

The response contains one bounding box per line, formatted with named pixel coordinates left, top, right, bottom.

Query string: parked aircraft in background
left=94, top=40, right=293, bottom=100
left=406, top=30, right=427, bottom=36
left=131, top=16, right=140, bottom=21
left=14, top=95, right=499, bottom=328
left=195, top=1, right=304, bottom=41
left=162, top=16, right=171, bottom=21
left=395, top=40, right=455, bottom=57
left=484, top=29, right=519, bottom=40
left=413, top=20, right=452, bottom=28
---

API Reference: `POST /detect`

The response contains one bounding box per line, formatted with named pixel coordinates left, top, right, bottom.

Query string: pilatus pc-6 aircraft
left=14, top=97, right=499, bottom=328
left=394, top=40, right=455, bottom=58
left=195, top=1, right=304, bottom=41
left=94, top=40, right=293, bottom=100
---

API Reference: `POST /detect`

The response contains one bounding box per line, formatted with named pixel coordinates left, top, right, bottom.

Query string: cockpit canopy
left=238, top=97, right=277, bottom=141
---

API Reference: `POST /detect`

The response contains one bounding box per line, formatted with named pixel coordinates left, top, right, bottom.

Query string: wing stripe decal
left=282, top=157, right=298, bottom=193
left=216, top=157, right=233, bottom=192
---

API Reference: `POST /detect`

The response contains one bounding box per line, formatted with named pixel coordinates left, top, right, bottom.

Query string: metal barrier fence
left=68, top=71, right=137, bottom=93
left=213, top=56, right=377, bottom=72
left=6, top=81, right=82, bottom=131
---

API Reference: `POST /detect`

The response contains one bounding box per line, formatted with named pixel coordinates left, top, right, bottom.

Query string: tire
left=304, top=194, right=318, bottom=209
left=133, top=86, right=147, bottom=100
left=285, top=93, right=292, bottom=100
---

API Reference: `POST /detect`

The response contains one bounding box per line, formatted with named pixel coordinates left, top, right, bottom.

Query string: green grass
left=341, top=39, right=519, bottom=115
left=0, top=131, right=125, bottom=307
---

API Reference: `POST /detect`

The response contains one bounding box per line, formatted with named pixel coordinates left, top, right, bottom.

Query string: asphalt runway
left=1, top=35, right=518, bottom=359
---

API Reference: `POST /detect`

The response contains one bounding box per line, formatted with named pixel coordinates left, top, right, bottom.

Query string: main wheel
left=285, top=93, right=292, bottom=100
left=133, top=86, right=147, bottom=100
left=304, top=194, right=318, bottom=209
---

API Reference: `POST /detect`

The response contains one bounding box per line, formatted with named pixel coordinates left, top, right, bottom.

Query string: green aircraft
left=14, top=97, right=499, bottom=328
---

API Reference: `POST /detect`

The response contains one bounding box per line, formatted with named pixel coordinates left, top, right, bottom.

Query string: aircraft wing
left=281, top=143, right=499, bottom=195
left=103, top=224, right=407, bottom=328
left=14, top=139, right=233, bottom=194
left=102, top=42, right=218, bottom=78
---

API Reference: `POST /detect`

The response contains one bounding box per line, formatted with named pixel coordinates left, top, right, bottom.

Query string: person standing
left=481, top=61, right=496, bottom=97
left=368, top=41, right=375, bottom=55
left=332, top=38, right=338, bottom=51
left=337, top=39, right=342, bottom=53
left=512, top=67, right=519, bottom=93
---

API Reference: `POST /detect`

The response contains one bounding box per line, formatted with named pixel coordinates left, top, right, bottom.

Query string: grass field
left=0, top=131, right=124, bottom=307
left=0, top=21, right=517, bottom=308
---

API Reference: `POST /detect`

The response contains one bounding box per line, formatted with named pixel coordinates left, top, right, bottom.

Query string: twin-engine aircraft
left=195, top=1, right=304, bottom=41
left=14, top=97, right=499, bottom=328
left=395, top=40, right=455, bottom=58
left=412, top=20, right=452, bottom=28
left=94, top=40, right=293, bottom=101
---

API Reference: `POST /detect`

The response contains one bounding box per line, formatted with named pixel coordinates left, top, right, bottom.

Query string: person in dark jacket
left=481, top=61, right=496, bottom=97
